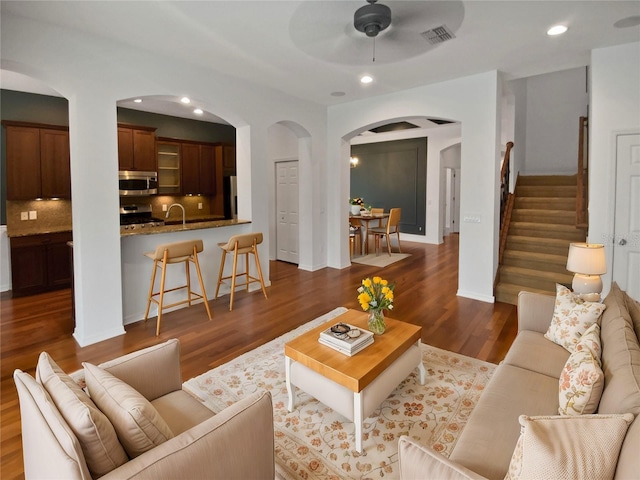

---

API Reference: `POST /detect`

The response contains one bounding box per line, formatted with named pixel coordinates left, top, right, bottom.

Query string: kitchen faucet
left=166, top=203, right=186, bottom=225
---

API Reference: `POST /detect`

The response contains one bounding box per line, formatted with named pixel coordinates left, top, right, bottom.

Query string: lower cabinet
left=10, top=232, right=73, bottom=297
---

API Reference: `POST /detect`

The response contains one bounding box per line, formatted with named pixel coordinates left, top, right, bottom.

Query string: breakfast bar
left=120, top=218, right=256, bottom=325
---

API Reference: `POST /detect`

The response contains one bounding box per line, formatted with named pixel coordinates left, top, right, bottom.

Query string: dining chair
left=371, top=208, right=384, bottom=227
left=350, top=219, right=362, bottom=257
left=367, top=208, right=402, bottom=256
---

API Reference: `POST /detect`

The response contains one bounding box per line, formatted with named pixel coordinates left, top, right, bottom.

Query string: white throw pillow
left=558, top=348, right=604, bottom=415
left=544, top=284, right=606, bottom=353
left=36, top=353, right=128, bottom=477
left=505, top=413, right=634, bottom=480
left=83, top=362, right=174, bottom=458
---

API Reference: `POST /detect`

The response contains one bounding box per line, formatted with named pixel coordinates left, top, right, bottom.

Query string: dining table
left=349, top=212, right=389, bottom=255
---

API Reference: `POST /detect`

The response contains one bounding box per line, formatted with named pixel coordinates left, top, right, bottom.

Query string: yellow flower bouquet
left=357, top=276, right=395, bottom=334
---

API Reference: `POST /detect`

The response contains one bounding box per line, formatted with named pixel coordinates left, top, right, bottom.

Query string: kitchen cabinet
left=157, top=141, right=181, bottom=194
left=117, top=124, right=157, bottom=172
left=181, top=142, right=216, bottom=195
left=219, top=144, right=236, bottom=176
left=10, top=231, right=73, bottom=297
left=3, top=122, right=71, bottom=200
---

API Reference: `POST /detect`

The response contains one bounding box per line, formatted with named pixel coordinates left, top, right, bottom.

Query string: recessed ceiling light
left=360, top=75, right=373, bottom=84
left=133, top=98, right=142, bottom=103
left=180, top=96, right=191, bottom=104
left=193, top=108, right=203, bottom=115
left=547, top=25, right=568, bottom=36
left=331, top=91, right=346, bottom=97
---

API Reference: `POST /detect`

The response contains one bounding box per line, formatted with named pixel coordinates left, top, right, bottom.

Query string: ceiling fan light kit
left=354, top=0, right=391, bottom=38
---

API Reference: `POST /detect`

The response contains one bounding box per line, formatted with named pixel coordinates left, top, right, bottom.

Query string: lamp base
left=572, top=274, right=603, bottom=301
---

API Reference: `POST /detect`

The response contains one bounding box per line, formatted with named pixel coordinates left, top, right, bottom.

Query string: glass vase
left=368, top=309, right=386, bottom=335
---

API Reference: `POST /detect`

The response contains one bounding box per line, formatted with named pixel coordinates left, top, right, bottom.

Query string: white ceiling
left=2, top=1, right=639, bottom=124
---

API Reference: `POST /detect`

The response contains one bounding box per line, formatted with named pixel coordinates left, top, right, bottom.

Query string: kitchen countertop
left=6, top=225, right=73, bottom=238
left=120, top=218, right=251, bottom=237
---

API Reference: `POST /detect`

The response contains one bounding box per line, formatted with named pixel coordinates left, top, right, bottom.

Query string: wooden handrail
left=500, top=141, right=514, bottom=229
left=576, top=117, right=588, bottom=229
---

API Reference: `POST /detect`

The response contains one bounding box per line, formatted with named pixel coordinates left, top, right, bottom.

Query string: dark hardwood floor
left=0, top=235, right=518, bottom=479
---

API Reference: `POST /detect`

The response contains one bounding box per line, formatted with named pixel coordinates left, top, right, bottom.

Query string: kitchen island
left=120, top=218, right=258, bottom=325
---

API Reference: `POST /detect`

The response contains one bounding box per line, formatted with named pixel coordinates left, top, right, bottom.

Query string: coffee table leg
left=285, top=356, right=296, bottom=411
left=417, top=341, right=426, bottom=385
left=354, top=391, right=364, bottom=453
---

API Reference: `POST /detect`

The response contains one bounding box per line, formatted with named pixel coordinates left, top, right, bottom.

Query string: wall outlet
left=162, top=204, right=168, bottom=212
left=198, top=203, right=203, bottom=210
left=28, top=211, right=37, bottom=220
left=21, top=211, right=28, bottom=221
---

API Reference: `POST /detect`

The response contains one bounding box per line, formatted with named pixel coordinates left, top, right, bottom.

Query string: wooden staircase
left=495, top=175, right=586, bottom=305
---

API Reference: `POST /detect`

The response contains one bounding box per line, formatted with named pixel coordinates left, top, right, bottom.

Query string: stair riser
left=508, top=228, right=585, bottom=241
left=500, top=272, right=571, bottom=291
left=502, top=257, right=571, bottom=274
left=511, top=212, right=576, bottom=225
left=516, top=186, right=577, bottom=197
left=517, top=175, right=577, bottom=186
left=506, top=240, right=570, bottom=256
left=514, top=198, right=574, bottom=210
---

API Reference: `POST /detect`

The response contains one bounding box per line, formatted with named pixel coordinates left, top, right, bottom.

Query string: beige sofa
left=14, top=338, right=275, bottom=479
left=399, top=283, right=640, bottom=479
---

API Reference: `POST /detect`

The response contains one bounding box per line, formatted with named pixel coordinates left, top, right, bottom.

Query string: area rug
left=351, top=253, right=411, bottom=268
left=183, top=307, right=495, bottom=480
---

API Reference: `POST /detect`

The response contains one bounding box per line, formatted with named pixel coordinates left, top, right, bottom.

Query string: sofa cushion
left=151, top=390, right=215, bottom=435
left=36, top=353, right=128, bottom=477
left=558, top=347, right=604, bottom=415
left=505, top=413, right=634, bottom=480
left=598, top=284, right=640, bottom=416
left=544, top=284, right=606, bottom=353
left=83, top=362, right=174, bottom=458
left=449, top=364, right=560, bottom=480
left=502, top=330, right=569, bottom=379
left=625, top=289, right=640, bottom=339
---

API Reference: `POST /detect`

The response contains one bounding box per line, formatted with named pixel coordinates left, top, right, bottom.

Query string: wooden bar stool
left=215, top=232, right=268, bottom=311
left=144, top=239, right=212, bottom=336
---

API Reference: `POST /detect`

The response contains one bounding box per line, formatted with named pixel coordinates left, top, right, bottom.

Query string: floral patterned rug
left=183, top=307, right=496, bottom=480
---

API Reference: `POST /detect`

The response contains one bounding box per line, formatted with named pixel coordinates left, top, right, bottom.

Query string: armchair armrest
left=100, top=390, right=275, bottom=480
left=517, top=291, right=555, bottom=334
left=98, top=339, right=182, bottom=401
left=398, top=436, right=488, bottom=480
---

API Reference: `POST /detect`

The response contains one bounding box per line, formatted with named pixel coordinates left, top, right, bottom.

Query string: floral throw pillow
left=558, top=348, right=604, bottom=415
left=573, top=322, right=602, bottom=366
left=544, top=284, right=606, bottom=353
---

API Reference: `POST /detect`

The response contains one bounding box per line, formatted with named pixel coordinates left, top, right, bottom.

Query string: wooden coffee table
left=284, top=309, right=425, bottom=452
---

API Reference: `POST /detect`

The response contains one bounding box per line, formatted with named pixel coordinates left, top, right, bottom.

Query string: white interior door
left=276, top=161, right=299, bottom=264
left=613, top=133, right=640, bottom=300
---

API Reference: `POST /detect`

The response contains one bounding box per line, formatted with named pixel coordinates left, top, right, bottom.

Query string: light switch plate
left=162, top=204, right=168, bottom=212
left=28, top=211, right=37, bottom=220
left=463, top=214, right=481, bottom=223
left=21, top=212, right=28, bottom=221
left=198, top=203, right=203, bottom=209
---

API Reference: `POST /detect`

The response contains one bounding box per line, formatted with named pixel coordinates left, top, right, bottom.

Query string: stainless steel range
left=120, top=204, right=165, bottom=231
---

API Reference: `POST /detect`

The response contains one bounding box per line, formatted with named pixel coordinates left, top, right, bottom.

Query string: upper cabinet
left=219, top=144, right=236, bottom=176
left=117, top=124, right=157, bottom=172
left=156, top=141, right=181, bottom=195
left=3, top=122, right=71, bottom=200
left=181, top=141, right=217, bottom=196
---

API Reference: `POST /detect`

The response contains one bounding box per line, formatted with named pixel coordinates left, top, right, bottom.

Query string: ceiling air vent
left=421, top=25, right=455, bottom=45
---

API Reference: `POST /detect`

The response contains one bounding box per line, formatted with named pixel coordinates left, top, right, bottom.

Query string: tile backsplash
left=6, top=199, right=72, bottom=236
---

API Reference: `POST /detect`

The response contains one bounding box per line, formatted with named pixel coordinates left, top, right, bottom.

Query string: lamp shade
left=566, top=243, right=607, bottom=275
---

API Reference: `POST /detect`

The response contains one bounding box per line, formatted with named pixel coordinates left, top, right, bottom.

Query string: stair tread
left=508, top=235, right=573, bottom=245
left=510, top=221, right=583, bottom=232
left=495, top=282, right=555, bottom=297
left=517, top=175, right=577, bottom=186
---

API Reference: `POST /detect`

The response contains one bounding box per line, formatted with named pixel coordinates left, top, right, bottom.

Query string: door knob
left=619, top=238, right=627, bottom=246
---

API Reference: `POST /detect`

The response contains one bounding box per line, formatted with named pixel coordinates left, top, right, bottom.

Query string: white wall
left=589, top=42, right=640, bottom=297
left=0, top=226, right=11, bottom=292
left=514, top=67, right=588, bottom=175
left=1, top=12, right=328, bottom=345
left=328, top=71, right=502, bottom=302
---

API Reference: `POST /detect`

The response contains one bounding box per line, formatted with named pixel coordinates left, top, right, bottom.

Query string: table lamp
left=566, top=243, right=607, bottom=301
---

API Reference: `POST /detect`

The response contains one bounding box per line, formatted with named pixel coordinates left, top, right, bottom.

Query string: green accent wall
left=351, top=138, right=427, bottom=235
left=1, top=90, right=235, bottom=224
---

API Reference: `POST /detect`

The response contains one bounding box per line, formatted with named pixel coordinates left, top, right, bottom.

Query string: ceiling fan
left=289, top=1, right=465, bottom=66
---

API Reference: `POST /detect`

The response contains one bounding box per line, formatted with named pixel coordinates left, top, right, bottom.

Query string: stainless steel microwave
left=118, top=171, right=158, bottom=196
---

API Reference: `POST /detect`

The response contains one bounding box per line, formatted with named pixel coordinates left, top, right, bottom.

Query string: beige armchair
left=14, top=339, right=275, bottom=479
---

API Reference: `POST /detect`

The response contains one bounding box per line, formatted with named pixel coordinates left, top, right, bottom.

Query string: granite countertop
left=7, top=225, right=73, bottom=238
left=120, top=219, right=251, bottom=237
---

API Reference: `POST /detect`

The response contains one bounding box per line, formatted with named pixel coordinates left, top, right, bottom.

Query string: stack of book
left=318, top=323, right=374, bottom=356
